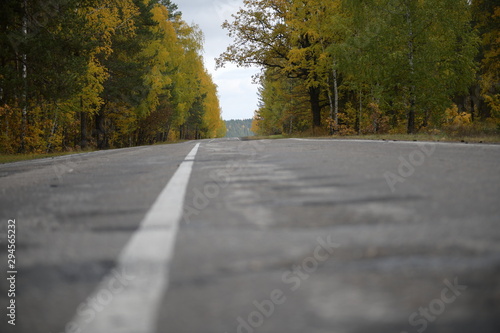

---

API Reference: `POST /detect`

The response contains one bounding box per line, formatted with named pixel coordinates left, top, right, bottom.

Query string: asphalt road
left=1, top=138, right=499, bottom=333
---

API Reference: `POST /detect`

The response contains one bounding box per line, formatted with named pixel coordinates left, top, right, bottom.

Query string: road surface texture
left=1, top=138, right=499, bottom=333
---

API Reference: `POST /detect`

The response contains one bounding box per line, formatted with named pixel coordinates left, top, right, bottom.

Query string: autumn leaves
left=219, top=0, right=498, bottom=137
left=0, top=0, right=226, bottom=153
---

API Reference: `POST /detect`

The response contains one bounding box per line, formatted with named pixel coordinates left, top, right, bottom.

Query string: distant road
left=1, top=138, right=499, bottom=333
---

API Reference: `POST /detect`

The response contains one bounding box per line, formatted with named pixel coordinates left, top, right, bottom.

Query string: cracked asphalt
left=1, top=138, right=499, bottom=333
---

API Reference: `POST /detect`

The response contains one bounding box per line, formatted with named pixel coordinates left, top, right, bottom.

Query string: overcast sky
left=175, top=0, right=260, bottom=120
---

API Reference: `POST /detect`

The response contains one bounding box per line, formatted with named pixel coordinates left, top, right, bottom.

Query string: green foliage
left=222, top=0, right=491, bottom=137
left=225, top=119, right=254, bottom=138
left=0, top=0, right=225, bottom=153
left=472, top=0, right=500, bottom=121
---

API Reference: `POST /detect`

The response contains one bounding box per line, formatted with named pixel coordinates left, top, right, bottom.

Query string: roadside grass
left=329, top=133, right=500, bottom=144
left=0, top=151, right=83, bottom=164
left=153, top=139, right=190, bottom=145
left=245, top=132, right=500, bottom=144
left=241, top=134, right=285, bottom=140
left=1, top=140, right=190, bottom=164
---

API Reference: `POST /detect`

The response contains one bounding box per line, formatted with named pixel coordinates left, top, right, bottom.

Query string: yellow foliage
left=442, top=104, right=477, bottom=136
left=251, top=115, right=262, bottom=135
left=1, top=0, right=224, bottom=152
left=80, top=56, right=109, bottom=114
left=168, top=129, right=180, bottom=142
left=0, top=105, right=21, bottom=153
left=445, top=104, right=472, bottom=127
left=337, top=125, right=356, bottom=136
left=478, top=4, right=500, bottom=119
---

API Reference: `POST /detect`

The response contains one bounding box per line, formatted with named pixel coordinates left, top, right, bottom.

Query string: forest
left=225, top=119, right=254, bottom=138
left=0, top=0, right=226, bottom=154
left=218, top=0, right=500, bottom=137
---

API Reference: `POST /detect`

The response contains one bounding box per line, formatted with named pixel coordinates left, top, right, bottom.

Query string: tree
left=218, top=0, right=328, bottom=128
left=0, top=0, right=225, bottom=153
left=254, top=67, right=310, bottom=135
left=225, top=119, right=254, bottom=137
left=341, top=0, right=478, bottom=133
left=286, top=0, right=347, bottom=131
left=473, top=0, right=500, bottom=121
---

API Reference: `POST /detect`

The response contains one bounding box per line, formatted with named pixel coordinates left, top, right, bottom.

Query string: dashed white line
left=73, top=143, right=201, bottom=333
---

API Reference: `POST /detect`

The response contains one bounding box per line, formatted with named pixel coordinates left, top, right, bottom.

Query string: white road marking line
left=73, top=143, right=201, bottom=333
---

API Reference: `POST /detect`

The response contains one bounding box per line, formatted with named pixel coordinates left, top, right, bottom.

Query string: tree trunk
left=95, top=107, right=107, bottom=149
left=327, top=87, right=334, bottom=134
left=46, top=107, right=58, bottom=152
left=406, top=5, right=417, bottom=135
left=309, top=85, right=321, bottom=128
left=165, top=124, right=171, bottom=142
left=333, top=69, right=339, bottom=131
left=408, top=86, right=416, bottom=134
left=357, top=89, right=362, bottom=135
left=80, top=96, right=88, bottom=149
left=327, top=80, right=334, bottom=134
left=327, top=68, right=339, bottom=135
left=20, top=0, right=28, bottom=152
left=469, top=85, right=481, bottom=122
